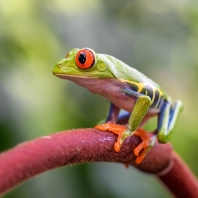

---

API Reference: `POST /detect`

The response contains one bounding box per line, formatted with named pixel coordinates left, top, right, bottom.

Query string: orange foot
left=95, top=123, right=126, bottom=152
left=133, top=129, right=156, bottom=164
left=95, top=123, right=156, bottom=164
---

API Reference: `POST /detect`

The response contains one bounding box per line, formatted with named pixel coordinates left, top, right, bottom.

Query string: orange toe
left=95, top=123, right=126, bottom=152
left=133, top=128, right=155, bottom=164
left=114, top=141, right=121, bottom=152
left=135, top=149, right=148, bottom=164
left=95, top=123, right=126, bottom=134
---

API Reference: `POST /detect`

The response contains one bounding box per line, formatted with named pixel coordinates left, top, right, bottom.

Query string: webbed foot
left=95, top=124, right=156, bottom=164
left=95, top=123, right=126, bottom=152
left=133, top=129, right=156, bottom=164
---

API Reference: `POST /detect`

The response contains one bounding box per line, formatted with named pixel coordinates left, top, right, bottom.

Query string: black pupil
left=78, top=52, right=86, bottom=64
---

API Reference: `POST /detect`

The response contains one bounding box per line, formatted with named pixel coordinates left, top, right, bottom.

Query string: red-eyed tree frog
left=53, top=48, right=183, bottom=164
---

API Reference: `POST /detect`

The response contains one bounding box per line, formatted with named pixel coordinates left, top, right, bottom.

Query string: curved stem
left=0, top=128, right=197, bottom=197
left=158, top=152, right=198, bottom=197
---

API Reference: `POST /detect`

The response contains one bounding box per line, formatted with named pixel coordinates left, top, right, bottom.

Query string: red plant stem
left=0, top=128, right=197, bottom=197
left=158, top=152, right=198, bottom=198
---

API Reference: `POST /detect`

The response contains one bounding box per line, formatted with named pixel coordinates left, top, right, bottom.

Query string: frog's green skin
left=53, top=48, right=183, bottom=146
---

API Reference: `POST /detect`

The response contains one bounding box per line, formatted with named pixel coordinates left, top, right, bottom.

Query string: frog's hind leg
left=132, top=100, right=183, bottom=164
left=106, top=102, right=120, bottom=123
left=116, top=111, right=130, bottom=125
left=157, top=100, right=183, bottom=143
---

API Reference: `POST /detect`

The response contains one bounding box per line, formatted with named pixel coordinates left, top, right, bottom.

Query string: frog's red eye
left=75, top=49, right=95, bottom=69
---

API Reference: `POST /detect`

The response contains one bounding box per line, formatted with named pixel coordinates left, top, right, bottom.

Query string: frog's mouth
left=53, top=73, right=91, bottom=79
left=53, top=72, right=102, bottom=93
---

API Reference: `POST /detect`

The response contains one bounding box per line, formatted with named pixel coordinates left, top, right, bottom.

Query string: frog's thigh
left=157, top=100, right=183, bottom=143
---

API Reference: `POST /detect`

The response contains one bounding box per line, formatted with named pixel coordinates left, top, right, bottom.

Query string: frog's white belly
left=64, top=76, right=160, bottom=116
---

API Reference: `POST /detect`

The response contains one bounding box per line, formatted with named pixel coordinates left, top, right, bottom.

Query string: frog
left=53, top=47, right=183, bottom=164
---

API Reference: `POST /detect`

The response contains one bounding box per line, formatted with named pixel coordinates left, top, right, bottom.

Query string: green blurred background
left=0, top=0, right=198, bottom=197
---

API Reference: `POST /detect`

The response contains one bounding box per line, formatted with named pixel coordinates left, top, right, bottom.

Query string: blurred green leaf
left=1, top=0, right=198, bottom=197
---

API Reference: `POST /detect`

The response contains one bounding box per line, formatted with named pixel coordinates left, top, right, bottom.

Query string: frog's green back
left=98, top=54, right=170, bottom=101
left=99, top=54, right=158, bottom=87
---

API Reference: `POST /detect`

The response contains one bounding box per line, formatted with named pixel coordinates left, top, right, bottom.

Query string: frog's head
left=53, top=48, right=116, bottom=81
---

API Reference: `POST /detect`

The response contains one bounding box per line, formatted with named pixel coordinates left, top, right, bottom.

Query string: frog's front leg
left=114, top=88, right=151, bottom=151
left=95, top=88, right=152, bottom=164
